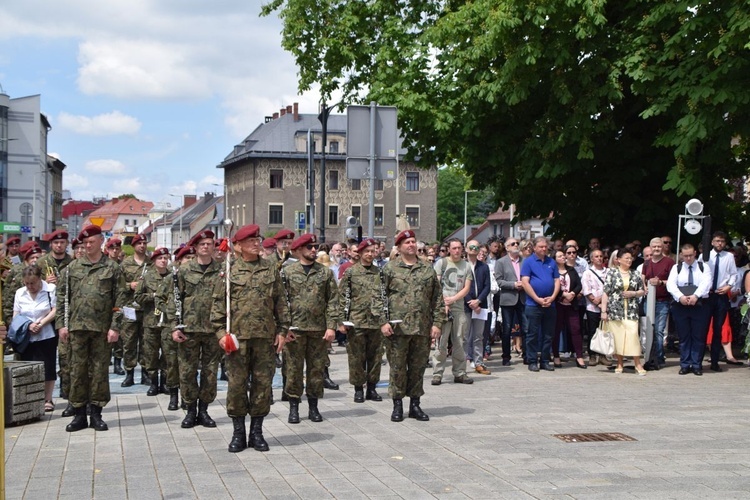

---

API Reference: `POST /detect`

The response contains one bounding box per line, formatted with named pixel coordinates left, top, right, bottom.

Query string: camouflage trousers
left=385, top=334, right=431, bottom=399
left=346, top=328, right=383, bottom=387
left=162, top=328, right=180, bottom=388
left=111, top=337, right=123, bottom=359
left=431, top=310, right=468, bottom=378
left=178, top=331, right=221, bottom=405
left=283, top=330, right=328, bottom=399
left=69, top=330, right=113, bottom=408
left=142, top=326, right=179, bottom=388
left=226, top=337, right=275, bottom=418
left=121, top=315, right=145, bottom=370
left=57, top=336, right=72, bottom=395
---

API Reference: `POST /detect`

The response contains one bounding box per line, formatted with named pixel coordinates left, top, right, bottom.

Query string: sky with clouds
left=0, top=0, right=329, bottom=205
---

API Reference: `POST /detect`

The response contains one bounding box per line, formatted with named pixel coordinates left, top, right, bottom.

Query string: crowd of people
left=1, top=227, right=749, bottom=453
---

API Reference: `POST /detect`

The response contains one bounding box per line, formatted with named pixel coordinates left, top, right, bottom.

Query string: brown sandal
left=44, top=401, right=55, bottom=412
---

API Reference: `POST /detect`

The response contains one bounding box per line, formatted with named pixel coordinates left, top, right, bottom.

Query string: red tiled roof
left=84, top=198, right=154, bottom=232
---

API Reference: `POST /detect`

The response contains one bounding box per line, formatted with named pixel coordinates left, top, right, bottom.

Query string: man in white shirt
left=706, top=231, right=737, bottom=371
left=666, top=243, right=712, bottom=376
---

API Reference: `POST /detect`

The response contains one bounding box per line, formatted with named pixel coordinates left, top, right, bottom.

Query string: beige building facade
left=219, top=104, right=437, bottom=245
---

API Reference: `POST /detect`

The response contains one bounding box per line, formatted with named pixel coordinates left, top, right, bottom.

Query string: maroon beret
left=290, top=233, right=317, bottom=251
left=188, top=230, right=215, bottom=247
left=19, top=241, right=40, bottom=257
left=150, top=247, right=170, bottom=260
left=175, top=246, right=196, bottom=261
left=357, top=238, right=379, bottom=253
left=395, top=230, right=416, bottom=246
left=24, top=246, right=43, bottom=261
left=262, top=237, right=277, bottom=249
left=232, top=224, right=260, bottom=243
left=78, top=225, right=102, bottom=240
left=5, top=236, right=21, bottom=246
left=131, top=234, right=145, bottom=245
left=71, top=238, right=82, bottom=249
left=47, top=229, right=69, bottom=241
left=273, top=229, right=295, bottom=241
left=105, top=238, right=122, bottom=249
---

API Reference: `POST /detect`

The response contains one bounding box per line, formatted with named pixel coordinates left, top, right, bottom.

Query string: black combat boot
left=167, top=388, right=179, bottom=411
left=366, top=382, right=382, bottom=401
left=196, top=400, right=216, bottom=427
left=159, top=370, right=168, bottom=394
left=181, top=402, right=197, bottom=428
left=121, top=369, right=135, bottom=387
left=408, top=397, right=429, bottom=421
left=353, top=386, right=365, bottom=403
left=146, top=371, right=159, bottom=396
left=288, top=398, right=300, bottom=424
left=89, top=405, right=109, bottom=431
left=308, top=397, right=323, bottom=422
left=323, top=368, right=339, bottom=390
left=140, top=367, right=151, bottom=385
left=228, top=417, right=247, bottom=453
left=249, top=416, right=269, bottom=452
left=113, top=357, right=126, bottom=375
left=65, top=406, right=88, bottom=432
left=391, top=399, right=404, bottom=422
left=62, top=402, right=75, bottom=417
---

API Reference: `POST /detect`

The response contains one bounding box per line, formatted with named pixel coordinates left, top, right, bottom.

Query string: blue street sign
left=295, top=212, right=306, bottom=231
left=20, top=225, right=31, bottom=233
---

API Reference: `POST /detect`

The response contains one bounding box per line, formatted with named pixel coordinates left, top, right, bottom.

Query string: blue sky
left=0, top=0, right=328, bottom=204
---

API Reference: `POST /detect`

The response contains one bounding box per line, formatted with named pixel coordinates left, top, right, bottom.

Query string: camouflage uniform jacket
left=381, top=257, right=446, bottom=336
left=120, top=255, right=152, bottom=309
left=339, top=263, right=384, bottom=329
left=55, top=254, right=127, bottom=332
left=282, top=261, right=339, bottom=331
left=36, top=253, right=74, bottom=282
left=169, top=258, right=223, bottom=333
left=2, top=262, right=26, bottom=325
left=134, top=266, right=172, bottom=329
left=210, top=257, right=289, bottom=340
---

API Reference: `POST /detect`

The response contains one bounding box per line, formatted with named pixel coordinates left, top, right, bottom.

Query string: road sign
left=20, top=226, right=31, bottom=234
left=295, top=211, right=306, bottom=231
left=346, top=104, right=398, bottom=180
left=0, top=222, right=22, bottom=233
left=90, top=217, right=105, bottom=227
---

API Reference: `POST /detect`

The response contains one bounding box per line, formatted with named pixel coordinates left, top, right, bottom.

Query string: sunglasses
left=506, top=242, right=518, bottom=246
left=418, top=249, right=426, bottom=253
left=468, top=245, right=479, bottom=251
left=439, top=248, right=447, bottom=253
left=566, top=250, right=577, bottom=255
left=305, top=244, right=318, bottom=250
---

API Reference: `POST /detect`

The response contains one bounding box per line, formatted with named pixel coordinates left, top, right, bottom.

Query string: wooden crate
left=4, top=360, right=45, bottom=425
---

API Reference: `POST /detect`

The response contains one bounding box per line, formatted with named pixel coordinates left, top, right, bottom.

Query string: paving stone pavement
left=5, top=348, right=750, bottom=499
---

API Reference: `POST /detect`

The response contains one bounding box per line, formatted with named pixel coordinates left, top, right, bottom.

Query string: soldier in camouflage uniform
left=338, top=238, right=385, bottom=403
left=119, top=234, right=152, bottom=386
left=265, top=228, right=295, bottom=268
left=381, top=230, right=445, bottom=422
left=105, top=238, right=126, bottom=375
left=134, top=247, right=177, bottom=404
left=282, top=233, right=339, bottom=423
left=36, top=230, right=75, bottom=416
left=211, top=224, right=288, bottom=453
left=170, top=230, right=223, bottom=429
left=56, top=225, right=127, bottom=432
left=2, top=241, right=41, bottom=326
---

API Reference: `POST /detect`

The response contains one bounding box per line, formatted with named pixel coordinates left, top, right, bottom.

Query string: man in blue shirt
left=521, top=237, right=560, bottom=372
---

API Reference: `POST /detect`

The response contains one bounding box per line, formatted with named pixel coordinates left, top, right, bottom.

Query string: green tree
left=436, top=166, right=494, bottom=241
left=263, top=0, right=749, bottom=243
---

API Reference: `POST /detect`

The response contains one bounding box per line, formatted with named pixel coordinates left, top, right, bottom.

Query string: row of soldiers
left=6, top=223, right=447, bottom=453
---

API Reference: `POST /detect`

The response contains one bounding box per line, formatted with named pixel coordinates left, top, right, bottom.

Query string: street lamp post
left=464, top=189, right=478, bottom=245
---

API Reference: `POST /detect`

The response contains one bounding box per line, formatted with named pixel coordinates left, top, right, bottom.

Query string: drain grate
left=553, top=432, right=636, bottom=443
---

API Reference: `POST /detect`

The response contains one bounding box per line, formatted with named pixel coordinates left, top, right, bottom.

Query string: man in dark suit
left=494, top=237, right=527, bottom=366
left=464, top=241, right=492, bottom=375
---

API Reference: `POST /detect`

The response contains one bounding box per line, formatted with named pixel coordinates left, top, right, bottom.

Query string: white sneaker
left=469, top=361, right=475, bottom=369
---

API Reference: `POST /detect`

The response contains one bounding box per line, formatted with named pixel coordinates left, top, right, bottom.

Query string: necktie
left=712, top=252, right=720, bottom=291
left=688, top=264, right=694, bottom=286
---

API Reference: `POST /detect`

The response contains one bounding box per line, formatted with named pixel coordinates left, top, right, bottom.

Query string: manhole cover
left=553, top=432, right=636, bottom=443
